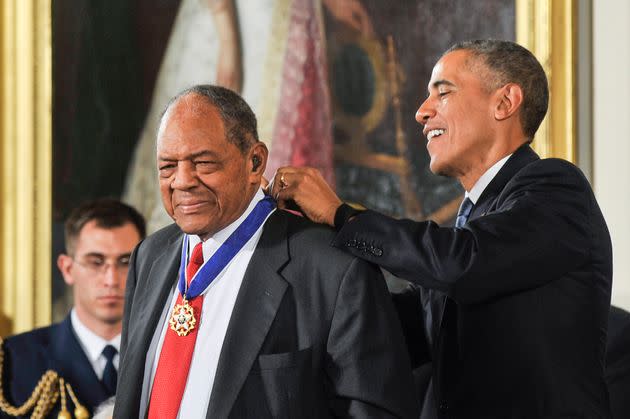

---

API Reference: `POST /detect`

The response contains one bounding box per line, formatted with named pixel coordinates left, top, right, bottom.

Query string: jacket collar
left=470, top=144, right=539, bottom=220
left=51, top=315, right=110, bottom=411
left=118, top=226, right=183, bottom=419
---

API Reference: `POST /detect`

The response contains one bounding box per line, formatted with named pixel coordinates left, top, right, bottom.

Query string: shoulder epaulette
left=0, top=337, right=89, bottom=419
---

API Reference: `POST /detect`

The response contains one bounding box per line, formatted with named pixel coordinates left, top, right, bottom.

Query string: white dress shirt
left=466, top=154, right=512, bottom=204
left=70, top=309, right=121, bottom=380
left=139, top=189, right=274, bottom=418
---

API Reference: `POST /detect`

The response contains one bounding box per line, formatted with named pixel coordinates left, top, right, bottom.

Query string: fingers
left=261, top=176, right=270, bottom=190
left=269, top=167, right=298, bottom=200
left=269, top=167, right=341, bottom=226
left=262, top=176, right=275, bottom=198
left=273, top=181, right=306, bottom=214
left=271, top=166, right=318, bottom=196
left=273, top=182, right=296, bottom=206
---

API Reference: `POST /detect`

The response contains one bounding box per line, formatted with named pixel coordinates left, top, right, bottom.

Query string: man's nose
left=415, top=97, right=435, bottom=125
left=103, top=264, right=121, bottom=287
left=171, top=162, right=198, bottom=190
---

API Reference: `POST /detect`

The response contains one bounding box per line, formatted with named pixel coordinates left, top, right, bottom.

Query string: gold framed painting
left=0, top=0, right=577, bottom=336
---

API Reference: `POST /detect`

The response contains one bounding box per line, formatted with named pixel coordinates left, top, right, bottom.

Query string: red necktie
left=148, top=242, right=204, bottom=419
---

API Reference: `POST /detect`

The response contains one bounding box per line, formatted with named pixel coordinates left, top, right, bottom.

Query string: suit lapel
left=51, top=316, right=108, bottom=410
left=470, top=144, right=539, bottom=220
left=121, top=229, right=183, bottom=412
left=206, top=211, right=289, bottom=419
left=134, top=233, right=183, bottom=349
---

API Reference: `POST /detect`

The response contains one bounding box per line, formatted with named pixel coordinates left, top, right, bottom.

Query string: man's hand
left=268, top=167, right=342, bottom=227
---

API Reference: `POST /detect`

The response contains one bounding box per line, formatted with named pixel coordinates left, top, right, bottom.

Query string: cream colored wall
left=593, top=0, right=630, bottom=310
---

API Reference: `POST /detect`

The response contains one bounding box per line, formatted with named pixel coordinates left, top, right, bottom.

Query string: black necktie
left=102, top=344, right=118, bottom=396
left=455, top=197, right=474, bottom=228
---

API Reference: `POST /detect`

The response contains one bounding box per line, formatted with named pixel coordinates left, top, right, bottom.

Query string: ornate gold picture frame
left=0, top=0, right=577, bottom=336
left=1, top=0, right=52, bottom=336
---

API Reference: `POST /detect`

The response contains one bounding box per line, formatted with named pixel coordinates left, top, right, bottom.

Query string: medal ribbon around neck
left=178, top=196, right=276, bottom=300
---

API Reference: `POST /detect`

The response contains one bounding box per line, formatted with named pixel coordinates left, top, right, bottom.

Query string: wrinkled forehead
left=73, top=221, right=140, bottom=255
left=427, top=51, right=465, bottom=88
left=158, top=94, right=223, bottom=143
left=428, top=50, right=491, bottom=91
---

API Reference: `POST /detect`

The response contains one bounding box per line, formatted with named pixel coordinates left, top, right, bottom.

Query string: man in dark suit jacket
left=271, top=40, right=613, bottom=418
left=114, top=85, right=418, bottom=418
left=1, top=199, right=145, bottom=418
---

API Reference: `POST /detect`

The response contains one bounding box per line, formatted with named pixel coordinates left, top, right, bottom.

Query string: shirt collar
left=70, top=309, right=121, bottom=363
left=188, top=188, right=267, bottom=260
left=466, top=154, right=512, bottom=204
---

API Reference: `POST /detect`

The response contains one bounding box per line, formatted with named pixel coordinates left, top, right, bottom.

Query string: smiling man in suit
left=114, top=85, right=417, bottom=419
left=270, top=39, right=613, bottom=419
left=1, top=199, right=145, bottom=418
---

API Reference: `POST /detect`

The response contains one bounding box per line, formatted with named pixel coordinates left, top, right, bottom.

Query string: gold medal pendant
left=169, top=299, right=197, bottom=336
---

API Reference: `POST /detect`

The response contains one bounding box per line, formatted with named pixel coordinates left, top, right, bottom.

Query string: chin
left=430, top=159, right=456, bottom=178
left=99, top=313, right=124, bottom=325
left=180, top=225, right=213, bottom=239
left=429, top=159, right=443, bottom=175
left=175, top=216, right=208, bottom=233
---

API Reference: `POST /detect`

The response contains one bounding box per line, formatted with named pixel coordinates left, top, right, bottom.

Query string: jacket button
left=372, top=248, right=383, bottom=256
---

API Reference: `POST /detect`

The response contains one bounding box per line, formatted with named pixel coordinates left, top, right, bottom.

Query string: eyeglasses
left=72, top=256, right=131, bottom=274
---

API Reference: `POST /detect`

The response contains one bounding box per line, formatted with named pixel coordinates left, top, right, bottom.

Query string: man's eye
left=438, top=91, right=450, bottom=97
left=86, top=259, right=105, bottom=269
left=118, top=256, right=131, bottom=267
left=159, top=164, right=176, bottom=178
left=194, top=161, right=217, bottom=172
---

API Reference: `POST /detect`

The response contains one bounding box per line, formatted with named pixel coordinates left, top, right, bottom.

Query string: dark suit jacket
left=115, top=210, right=418, bottom=418
left=334, top=145, right=613, bottom=419
left=1, top=315, right=112, bottom=418
left=606, top=306, right=630, bottom=419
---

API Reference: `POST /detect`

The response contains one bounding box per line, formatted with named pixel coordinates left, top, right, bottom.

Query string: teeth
left=427, top=129, right=445, bottom=140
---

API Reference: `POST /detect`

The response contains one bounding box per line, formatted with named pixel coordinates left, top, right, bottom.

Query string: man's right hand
left=268, top=167, right=342, bottom=227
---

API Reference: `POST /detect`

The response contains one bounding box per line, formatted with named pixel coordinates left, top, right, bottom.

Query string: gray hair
left=446, top=39, right=549, bottom=140
left=158, top=85, right=259, bottom=154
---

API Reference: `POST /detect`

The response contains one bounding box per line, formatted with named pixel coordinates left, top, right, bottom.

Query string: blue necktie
left=455, top=197, right=474, bottom=228
left=102, top=344, right=118, bottom=396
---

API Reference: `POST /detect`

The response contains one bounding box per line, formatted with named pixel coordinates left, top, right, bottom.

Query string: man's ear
left=57, top=254, right=75, bottom=286
left=248, top=142, right=268, bottom=180
left=494, top=83, right=523, bottom=121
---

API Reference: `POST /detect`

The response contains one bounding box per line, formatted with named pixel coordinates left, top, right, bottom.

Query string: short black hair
left=64, top=198, right=146, bottom=255
left=446, top=39, right=549, bottom=140
left=160, top=85, right=259, bottom=154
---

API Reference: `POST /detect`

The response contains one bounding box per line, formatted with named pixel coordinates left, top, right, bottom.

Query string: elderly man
left=271, top=40, right=613, bottom=418
left=114, top=85, right=417, bottom=418
left=1, top=199, right=145, bottom=418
